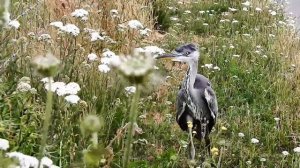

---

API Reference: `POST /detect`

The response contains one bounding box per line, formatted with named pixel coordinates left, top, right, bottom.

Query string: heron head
left=156, top=43, right=199, bottom=63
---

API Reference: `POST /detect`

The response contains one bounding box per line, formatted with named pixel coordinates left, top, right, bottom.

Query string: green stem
left=123, top=84, right=141, bottom=168
left=39, top=78, right=53, bottom=160
left=91, top=132, right=98, bottom=147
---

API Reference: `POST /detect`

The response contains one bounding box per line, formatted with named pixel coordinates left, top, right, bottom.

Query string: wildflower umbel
left=251, top=138, right=259, bottom=144
left=0, top=138, right=9, bottom=150
left=32, top=52, right=60, bottom=77
left=111, top=49, right=155, bottom=84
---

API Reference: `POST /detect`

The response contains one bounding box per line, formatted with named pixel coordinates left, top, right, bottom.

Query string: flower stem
left=39, top=78, right=53, bottom=160
left=123, top=84, right=141, bottom=168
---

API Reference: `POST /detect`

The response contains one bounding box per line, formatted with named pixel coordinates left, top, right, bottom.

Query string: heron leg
left=205, top=135, right=211, bottom=155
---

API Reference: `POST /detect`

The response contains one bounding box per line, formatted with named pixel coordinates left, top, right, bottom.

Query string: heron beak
left=155, top=53, right=182, bottom=59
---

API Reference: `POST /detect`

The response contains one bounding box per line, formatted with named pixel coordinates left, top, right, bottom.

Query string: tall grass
left=1, top=0, right=300, bottom=167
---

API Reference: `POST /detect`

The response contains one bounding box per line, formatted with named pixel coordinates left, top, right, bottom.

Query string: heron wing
left=176, top=89, right=186, bottom=121
left=204, top=87, right=218, bottom=121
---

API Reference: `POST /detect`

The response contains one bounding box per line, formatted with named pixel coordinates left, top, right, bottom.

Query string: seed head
left=32, top=52, right=60, bottom=77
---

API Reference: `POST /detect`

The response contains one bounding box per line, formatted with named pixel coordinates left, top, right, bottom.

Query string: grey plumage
left=156, top=43, right=218, bottom=161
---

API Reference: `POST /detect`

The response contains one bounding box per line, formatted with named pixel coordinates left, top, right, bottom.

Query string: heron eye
left=185, top=51, right=190, bottom=56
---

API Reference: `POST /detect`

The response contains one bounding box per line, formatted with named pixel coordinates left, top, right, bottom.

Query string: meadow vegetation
left=0, top=0, right=300, bottom=167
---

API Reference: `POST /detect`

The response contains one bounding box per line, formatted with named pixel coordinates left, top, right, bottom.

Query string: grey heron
left=156, top=43, right=218, bottom=162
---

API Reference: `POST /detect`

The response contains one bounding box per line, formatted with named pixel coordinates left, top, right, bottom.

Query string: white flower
left=282, top=151, right=289, bottom=156
left=50, top=21, right=64, bottom=29
left=128, top=20, right=143, bottom=29
left=98, top=64, right=110, bottom=73
left=142, top=46, right=165, bottom=57
left=102, top=49, right=116, bottom=58
left=232, top=19, right=239, bottom=24
left=64, top=95, right=80, bottom=104
left=101, top=57, right=111, bottom=65
left=269, top=34, right=275, bottom=37
left=41, top=77, right=54, bottom=84
left=213, top=66, right=220, bottom=71
left=56, top=86, right=68, bottom=96
left=238, top=132, right=245, bottom=138
left=139, top=28, right=152, bottom=37
left=274, top=117, right=280, bottom=122
left=33, top=53, right=60, bottom=73
left=44, top=82, right=66, bottom=92
left=203, top=23, right=209, bottom=26
left=293, top=147, right=300, bottom=153
left=87, top=53, right=98, bottom=62
left=125, top=86, right=136, bottom=95
left=170, top=17, right=179, bottom=21
left=108, top=55, right=121, bottom=66
left=255, top=7, right=262, bottom=12
left=260, top=158, right=266, bottom=162
left=65, top=82, right=81, bottom=95
left=246, top=161, right=251, bottom=165
left=61, top=24, right=80, bottom=36
left=251, top=138, right=259, bottom=144
left=270, top=11, right=277, bottom=16
left=110, top=9, right=118, bottom=17
left=229, top=7, right=238, bottom=12
left=8, top=20, right=20, bottom=29
left=17, top=82, right=32, bottom=92
left=81, top=16, right=88, bottom=22
left=111, top=52, right=154, bottom=78
left=243, top=33, right=251, bottom=37
left=7, top=152, right=39, bottom=168
left=233, top=54, right=240, bottom=58
left=41, top=157, right=53, bottom=167
left=184, top=10, right=191, bottom=14
left=241, top=1, right=250, bottom=6
left=27, top=32, right=35, bottom=37
left=242, top=7, right=248, bottom=11
left=0, top=138, right=9, bottom=150
left=38, top=34, right=51, bottom=41
left=44, top=81, right=80, bottom=96
left=71, top=9, right=89, bottom=18
left=90, top=32, right=104, bottom=42
left=204, top=64, right=213, bottom=69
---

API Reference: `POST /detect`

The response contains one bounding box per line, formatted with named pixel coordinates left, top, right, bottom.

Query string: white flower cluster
left=16, top=77, right=37, bottom=93
left=87, top=53, right=98, bottom=62
left=41, top=78, right=81, bottom=104
left=251, top=138, right=259, bottom=144
left=125, top=86, right=136, bottom=96
left=110, top=9, right=119, bottom=18
left=71, top=8, right=89, bottom=21
left=111, top=50, right=155, bottom=78
left=128, top=20, right=144, bottom=29
left=50, top=21, right=80, bottom=36
left=7, top=151, right=60, bottom=168
left=136, top=46, right=165, bottom=57
left=294, top=146, right=300, bottom=153
left=139, top=28, right=152, bottom=37
left=98, top=49, right=119, bottom=73
left=83, top=28, right=105, bottom=42
left=38, top=34, right=52, bottom=41
left=127, top=19, right=153, bottom=37
left=0, top=138, right=9, bottom=150
left=8, top=20, right=20, bottom=29
left=202, top=64, right=220, bottom=71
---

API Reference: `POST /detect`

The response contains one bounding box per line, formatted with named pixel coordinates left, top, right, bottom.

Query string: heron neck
left=184, top=60, right=198, bottom=92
